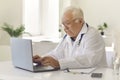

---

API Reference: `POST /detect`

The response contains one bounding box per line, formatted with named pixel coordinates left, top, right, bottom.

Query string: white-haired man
left=33, top=6, right=107, bottom=69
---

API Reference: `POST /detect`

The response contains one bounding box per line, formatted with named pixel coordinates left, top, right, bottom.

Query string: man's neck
left=70, top=37, right=76, bottom=41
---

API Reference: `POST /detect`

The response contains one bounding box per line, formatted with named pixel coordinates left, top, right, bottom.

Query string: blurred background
left=0, top=0, right=120, bottom=62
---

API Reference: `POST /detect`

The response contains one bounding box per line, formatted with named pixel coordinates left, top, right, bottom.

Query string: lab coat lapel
left=66, top=36, right=79, bottom=57
left=65, top=23, right=89, bottom=57
left=65, top=36, right=74, bottom=57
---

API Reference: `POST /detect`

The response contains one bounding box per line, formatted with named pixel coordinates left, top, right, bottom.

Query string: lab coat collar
left=79, top=23, right=88, bottom=34
left=75, top=23, right=88, bottom=42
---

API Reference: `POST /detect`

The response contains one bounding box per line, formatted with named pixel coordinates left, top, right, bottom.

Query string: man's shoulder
left=84, top=27, right=103, bottom=41
left=86, top=27, right=100, bottom=36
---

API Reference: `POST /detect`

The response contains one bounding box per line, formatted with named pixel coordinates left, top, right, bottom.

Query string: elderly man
left=33, top=6, right=107, bottom=69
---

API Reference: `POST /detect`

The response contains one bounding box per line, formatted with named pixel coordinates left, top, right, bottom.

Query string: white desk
left=0, top=61, right=119, bottom=80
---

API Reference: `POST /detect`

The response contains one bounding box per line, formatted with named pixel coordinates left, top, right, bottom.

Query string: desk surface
left=0, top=61, right=119, bottom=80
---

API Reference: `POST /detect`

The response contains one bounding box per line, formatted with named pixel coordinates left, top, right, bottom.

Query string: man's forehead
left=62, top=11, right=73, bottom=22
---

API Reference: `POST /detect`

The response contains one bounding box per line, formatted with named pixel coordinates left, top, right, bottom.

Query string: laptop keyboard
left=34, top=65, right=54, bottom=71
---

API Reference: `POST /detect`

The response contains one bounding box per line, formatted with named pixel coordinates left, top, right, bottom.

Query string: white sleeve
left=46, top=39, right=66, bottom=60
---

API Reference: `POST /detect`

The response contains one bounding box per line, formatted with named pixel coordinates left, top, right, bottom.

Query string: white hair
left=64, top=6, right=84, bottom=20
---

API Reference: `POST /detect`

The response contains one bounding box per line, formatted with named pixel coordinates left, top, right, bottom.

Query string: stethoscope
left=62, top=23, right=89, bottom=46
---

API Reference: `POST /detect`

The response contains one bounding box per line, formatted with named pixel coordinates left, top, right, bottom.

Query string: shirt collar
left=79, top=23, right=88, bottom=34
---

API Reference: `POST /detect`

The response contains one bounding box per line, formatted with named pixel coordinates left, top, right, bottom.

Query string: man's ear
left=79, top=18, right=84, bottom=24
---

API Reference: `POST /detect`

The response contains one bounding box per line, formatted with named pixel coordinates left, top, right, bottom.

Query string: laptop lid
left=11, top=38, right=34, bottom=71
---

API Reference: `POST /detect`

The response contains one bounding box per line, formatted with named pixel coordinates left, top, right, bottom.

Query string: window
left=23, top=0, right=40, bottom=35
left=23, top=0, right=59, bottom=39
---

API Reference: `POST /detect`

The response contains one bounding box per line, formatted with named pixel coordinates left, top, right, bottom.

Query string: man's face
left=62, top=12, right=83, bottom=39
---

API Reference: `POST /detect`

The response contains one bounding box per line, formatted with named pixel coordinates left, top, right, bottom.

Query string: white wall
left=0, top=0, right=22, bottom=45
left=71, top=0, right=120, bottom=56
left=0, top=46, right=11, bottom=61
left=71, top=0, right=120, bottom=27
left=0, top=0, right=22, bottom=61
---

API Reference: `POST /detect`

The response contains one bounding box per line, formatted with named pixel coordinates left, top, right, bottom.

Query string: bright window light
left=23, top=0, right=59, bottom=38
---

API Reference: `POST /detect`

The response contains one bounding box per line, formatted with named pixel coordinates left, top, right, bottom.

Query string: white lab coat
left=48, top=23, right=107, bottom=69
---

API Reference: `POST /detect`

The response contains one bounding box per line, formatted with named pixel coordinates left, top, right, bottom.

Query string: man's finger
left=33, top=55, right=40, bottom=59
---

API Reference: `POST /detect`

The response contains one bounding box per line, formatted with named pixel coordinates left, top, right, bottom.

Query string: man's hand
left=33, top=55, right=42, bottom=65
left=41, top=56, right=60, bottom=69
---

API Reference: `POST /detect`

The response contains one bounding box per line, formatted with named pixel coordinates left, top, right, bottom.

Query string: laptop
left=10, top=38, right=58, bottom=72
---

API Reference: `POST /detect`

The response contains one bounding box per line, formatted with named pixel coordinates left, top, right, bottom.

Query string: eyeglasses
left=62, top=18, right=77, bottom=27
